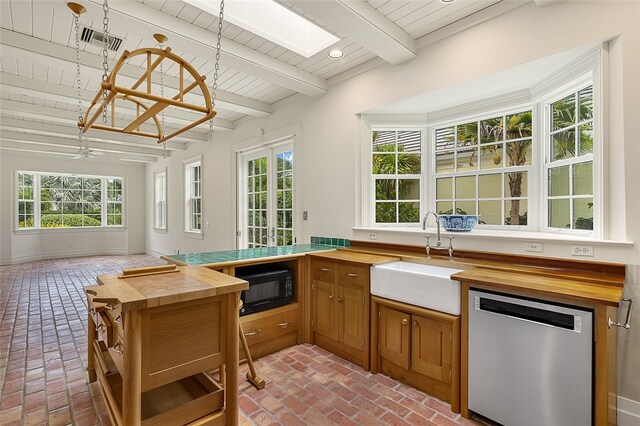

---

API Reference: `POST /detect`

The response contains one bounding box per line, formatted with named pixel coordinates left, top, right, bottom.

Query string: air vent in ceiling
left=80, top=26, right=123, bottom=52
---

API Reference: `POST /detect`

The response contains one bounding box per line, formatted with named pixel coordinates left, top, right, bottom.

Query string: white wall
left=145, top=1, right=640, bottom=404
left=0, top=152, right=146, bottom=265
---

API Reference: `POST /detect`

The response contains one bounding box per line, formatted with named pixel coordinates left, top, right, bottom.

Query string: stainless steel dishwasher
left=468, top=289, right=593, bottom=426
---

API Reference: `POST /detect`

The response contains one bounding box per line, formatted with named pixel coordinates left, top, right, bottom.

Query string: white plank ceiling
left=1, top=0, right=507, bottom=162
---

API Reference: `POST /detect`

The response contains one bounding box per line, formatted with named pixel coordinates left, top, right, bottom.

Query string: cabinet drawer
left=311, top=260, right=336, bottom=283
left=338, top=264, right=367, bottom=288
left=241, top=307, right=298, bottom=346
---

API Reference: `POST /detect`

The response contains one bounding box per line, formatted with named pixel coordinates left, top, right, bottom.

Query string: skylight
left=184, top=0, right=340, bottom=58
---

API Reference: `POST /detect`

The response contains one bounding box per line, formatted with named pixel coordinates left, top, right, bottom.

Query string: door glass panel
left=246, top=156, right=268, bottom=248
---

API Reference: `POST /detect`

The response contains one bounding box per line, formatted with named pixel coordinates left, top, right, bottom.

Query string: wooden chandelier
left=79, top=46, right=216, bottom=144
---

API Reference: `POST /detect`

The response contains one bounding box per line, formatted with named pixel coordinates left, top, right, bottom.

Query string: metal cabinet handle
left=95, top=324, right=105, bottom=332
left=105, top=303, right=114, bottom=310
left=609, top=298, right=634, bottom=329
left=244, top=329, right=262, bottom=337
left=320, top=268, right=330, bottom=272
left=112, top=343, right=123, bottom=354
left=401, top=318, right=409, bottom=325
left=345, top=273, right=358, bottom=278
left=277, top=320, right=292, bottom=329
left=337, top=296, right=343, bottom=303
left=329, top=293, right=334, bottom=300
left=114, top=315, right=122, bottom=324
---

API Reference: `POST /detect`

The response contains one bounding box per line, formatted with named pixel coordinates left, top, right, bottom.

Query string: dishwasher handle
left=476, top=296, right=580, bottom=332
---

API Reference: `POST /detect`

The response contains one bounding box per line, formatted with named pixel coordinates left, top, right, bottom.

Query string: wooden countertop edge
left=307, top=250, right=400, bottom=265
left=451, top=269, right=623, bottom=307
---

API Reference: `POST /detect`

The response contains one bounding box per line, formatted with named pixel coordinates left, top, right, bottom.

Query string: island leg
left=123, top=310, right=142, bottom=425
left=225, top=292, right=240, bottom=426
left=87, top=306, right=97, bottom=382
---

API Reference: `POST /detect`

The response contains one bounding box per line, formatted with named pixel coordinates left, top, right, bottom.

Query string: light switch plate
left=571, top=245, right=594, bottom=257
left=368, top=233, right=377, bottom=240
left=524, top=242, right=543, bottom=252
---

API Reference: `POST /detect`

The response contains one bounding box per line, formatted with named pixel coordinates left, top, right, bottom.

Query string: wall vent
left=80, top=26, right=123, bottom=52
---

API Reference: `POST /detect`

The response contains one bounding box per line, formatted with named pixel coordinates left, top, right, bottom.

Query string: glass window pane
left=506, top=140, right=532, bottom=166
left=260, top=193, right=267, bottom=209
left=548, top=166, right=570, bottom=197
left=376, top=179, right=396, bottom=201
left=285, top=230, right=293, bottom=245
left=479, top=200, right=501, bottom=225
left=277, top=153, right=284, bottom=171
left=373, top=153, right=395, bottom=174
left=397, top=153, right=420, bottom=174
left=478, top=174, right=501, bottom=198
left=248, top=176, right=254, bottom=193
left=455, top=200, right=476, bottom=215
left=506, top=111, right=532, bottom=139
left=397, top=131, right=420, bottom=153
left=284, top=171, right=292, bottom=190
left=480, top=144, right=502, bottom=169
left=574, top=198, right=593, bottom=230
left=578, top=86, right=593, bottom=122
left=573, top=162, right=593, bottom=196
left=398, top=179, right=419, bottom=200
left=284, top=151, right=293, bottom=170
left=435, top=127, right=455, bottom=151
left=480, top=117, right=503, bottom=144
left=505, top=199, right=527, bottom=225
left=457, top=122, right=478, bottom=146
left=436, top=151, right=454, bottom=174
left=285, top=210, right=292, bottom=229
left=398, top=202, right=420, bottom=223
left=579, top=123, right=593, bottom=155
left=247, top=160, right=254, bottom=176
left=551, top=129, right=576, bottom=161
left=549, top=198, right=570, bottom=228
left=376, top=202, right=396, bottom=223
left=372, top=130, right=396, bottom=152
left=456, top=147, right=477, bottom=171
left=455, top=176, right=476, bottom=199
left=285, top=191, right=292, bottom=209
left=436, top=201, right=453, bottom=215
left=506, top=172, right=528, bottom=198
left=436, top=178, right=452, bottom=199
left=552, top=93, right=576, bottom=131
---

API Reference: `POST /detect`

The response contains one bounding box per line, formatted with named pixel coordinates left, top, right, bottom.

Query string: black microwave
left=235, top=265, right=294, bottom=316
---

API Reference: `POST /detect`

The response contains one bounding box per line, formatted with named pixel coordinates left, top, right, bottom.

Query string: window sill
left=14, top=226, right=126, bottom=235
left=352, top=226, right=633, bottom=247
left=183, top=230, right=204, bottom=240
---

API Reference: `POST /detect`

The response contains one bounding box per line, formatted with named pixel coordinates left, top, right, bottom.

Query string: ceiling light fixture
left=184, top=0, right=339, bottom=58
left=328, top=49, right=344, bottom=59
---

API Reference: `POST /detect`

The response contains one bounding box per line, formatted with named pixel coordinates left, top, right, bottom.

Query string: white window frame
left=183, top=156, right=203, bottom=237
left=14, top=171, right=125, bottom=231
left=427, top=104, right=536, bottom=230
left=154, top=169, right=167, bottom=231
left=541, top=74, right=599, bottom=238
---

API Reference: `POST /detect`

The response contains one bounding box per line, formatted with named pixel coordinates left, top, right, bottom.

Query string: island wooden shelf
left=86, top=265, right=248, bottom=426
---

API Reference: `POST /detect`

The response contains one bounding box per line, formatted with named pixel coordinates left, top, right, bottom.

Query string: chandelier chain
left=159, top=43, right=167, bottom=159
left=209, top=0, right=224, bottom=142
left=102, top=0, right=110, bottom=124
left=74, top=12, right=84, bottom=152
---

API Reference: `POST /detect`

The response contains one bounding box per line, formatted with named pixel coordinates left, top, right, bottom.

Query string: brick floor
left=1, top=255, right=485, bottom=425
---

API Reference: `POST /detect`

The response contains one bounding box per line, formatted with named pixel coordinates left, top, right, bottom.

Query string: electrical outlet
left=368, top=233, right=377, bottom=240
left=303, top=211, right=308, bottom=220
left=525, top=242, right=543, bottom=253
left=571, top=245, right=594, bottom=257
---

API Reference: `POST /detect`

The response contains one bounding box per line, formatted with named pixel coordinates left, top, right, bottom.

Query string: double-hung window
left=184, top=158, right=202, bottom=233
left=545, top=85, right=594, bottom=232
left=434, top=110, right=533, bottom=227
left=155, top=170, right=167, bottom=230
left=15, top=172, right=123, bottom=229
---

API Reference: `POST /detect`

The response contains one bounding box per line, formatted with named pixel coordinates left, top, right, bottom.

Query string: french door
left=238, top=142, right=295, bottom=248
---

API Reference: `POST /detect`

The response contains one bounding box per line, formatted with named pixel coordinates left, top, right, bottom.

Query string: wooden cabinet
left=86, top=265, right=247, bottom=426
left=310, top=258, right=368, bottom=367
left=240, top=303, right=299, bottom=360
left=308, top=251, right=399, bottom=370
left=372, top=297, right=460, bottom=412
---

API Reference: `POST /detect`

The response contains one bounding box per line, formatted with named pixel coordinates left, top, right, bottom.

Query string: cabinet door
left=411, top=315, right=452, bottom=384
left=379, top=306, right=410, bottom=370
left=338, top=286, right=364, bottom=351
left=314, top=281, right=337, bottom=340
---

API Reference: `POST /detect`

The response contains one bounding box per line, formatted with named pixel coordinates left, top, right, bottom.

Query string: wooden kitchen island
left=86, top=264, right=248, bottom=426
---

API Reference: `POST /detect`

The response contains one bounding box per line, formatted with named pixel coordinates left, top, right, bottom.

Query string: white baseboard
left=619, top=396, right=640, bottom=426
left=145, top=248, right=170, bottom=258
left=7, top=247, right=145, bottom=265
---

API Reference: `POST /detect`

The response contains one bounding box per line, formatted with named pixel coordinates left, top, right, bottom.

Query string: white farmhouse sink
left=371, top=261, right=464, bottom=315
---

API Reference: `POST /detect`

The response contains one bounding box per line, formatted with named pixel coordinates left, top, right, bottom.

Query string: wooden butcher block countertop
left=87, top=265, right=249, bottom=312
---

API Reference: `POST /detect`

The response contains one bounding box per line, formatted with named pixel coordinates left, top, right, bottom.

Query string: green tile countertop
left=162, top=244, right=336, bottom=267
